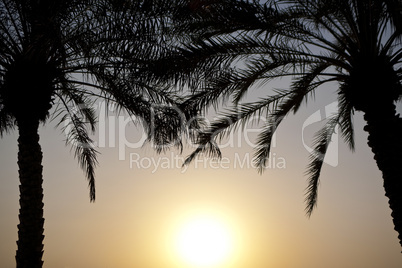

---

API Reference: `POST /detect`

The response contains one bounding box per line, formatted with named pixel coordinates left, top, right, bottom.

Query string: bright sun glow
left=174, top=215, right=234, bottom=267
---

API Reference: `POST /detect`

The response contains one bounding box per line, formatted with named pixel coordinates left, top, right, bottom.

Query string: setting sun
left=173, top=214, right=234, bottom=267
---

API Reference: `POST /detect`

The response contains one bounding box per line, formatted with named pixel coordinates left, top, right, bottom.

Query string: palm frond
left=304, top=116, right=339, bottom=217
left=174, top=0, right=280, bottom=40
left=147, top=103, right=186, bottom=153
left=253, top=117, right=277, bottom=174
left=59, top=106, right=98, bottom=202
left=184, top=92, right=291, bottom=165
left=383, top=0, right=402, bottom=35
left=338, top=91, right=355, bottom=151
left=289, top=61, right=332, bottom=113
left=252, top=75, right=324, bottom=173
left=56, top=85, right=97, bottom=132
left=183, top=133, right=222, bottom=166
left=0, top=105, right=15, bottom=136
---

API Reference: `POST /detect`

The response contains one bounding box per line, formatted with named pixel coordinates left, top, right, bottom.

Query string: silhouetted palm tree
left=0, top=0, right=185, bottom=267
left=162, top=0, right=402, bottom=248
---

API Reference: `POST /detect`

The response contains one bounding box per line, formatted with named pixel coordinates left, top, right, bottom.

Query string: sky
left=1, top=83, right=402, bottom=268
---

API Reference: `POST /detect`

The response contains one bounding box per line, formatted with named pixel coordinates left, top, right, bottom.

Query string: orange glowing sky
left=1, top=85, right=402, bottom=268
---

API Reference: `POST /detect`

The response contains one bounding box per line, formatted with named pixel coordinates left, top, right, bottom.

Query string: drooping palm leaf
left=172, top=0, right=402, bottom=226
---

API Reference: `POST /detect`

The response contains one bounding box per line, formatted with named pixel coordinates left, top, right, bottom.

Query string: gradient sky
left=1, top=82, right=402, bottom=268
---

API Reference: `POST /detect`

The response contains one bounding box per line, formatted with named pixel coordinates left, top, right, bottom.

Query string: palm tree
left=0, top=0, right=186, bottom=267
left=160, top=0, right=402, bottom=248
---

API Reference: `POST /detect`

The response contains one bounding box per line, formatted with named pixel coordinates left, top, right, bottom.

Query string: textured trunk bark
left=15, top=119, right=45, bottom=268
left=363, top=103, right=402, bottom=249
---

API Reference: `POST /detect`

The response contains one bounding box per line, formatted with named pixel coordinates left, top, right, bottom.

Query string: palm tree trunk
left=15, top=119, right=45, bottom=268
left=363, top=103, right=402, bottom=249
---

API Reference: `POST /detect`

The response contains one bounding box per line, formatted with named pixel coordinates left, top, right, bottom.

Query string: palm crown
left=0, top=0, right=187, bottom=266
left=165, top=0, right=402, bottom=247
left=0, top=0, right=185, bottom=199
